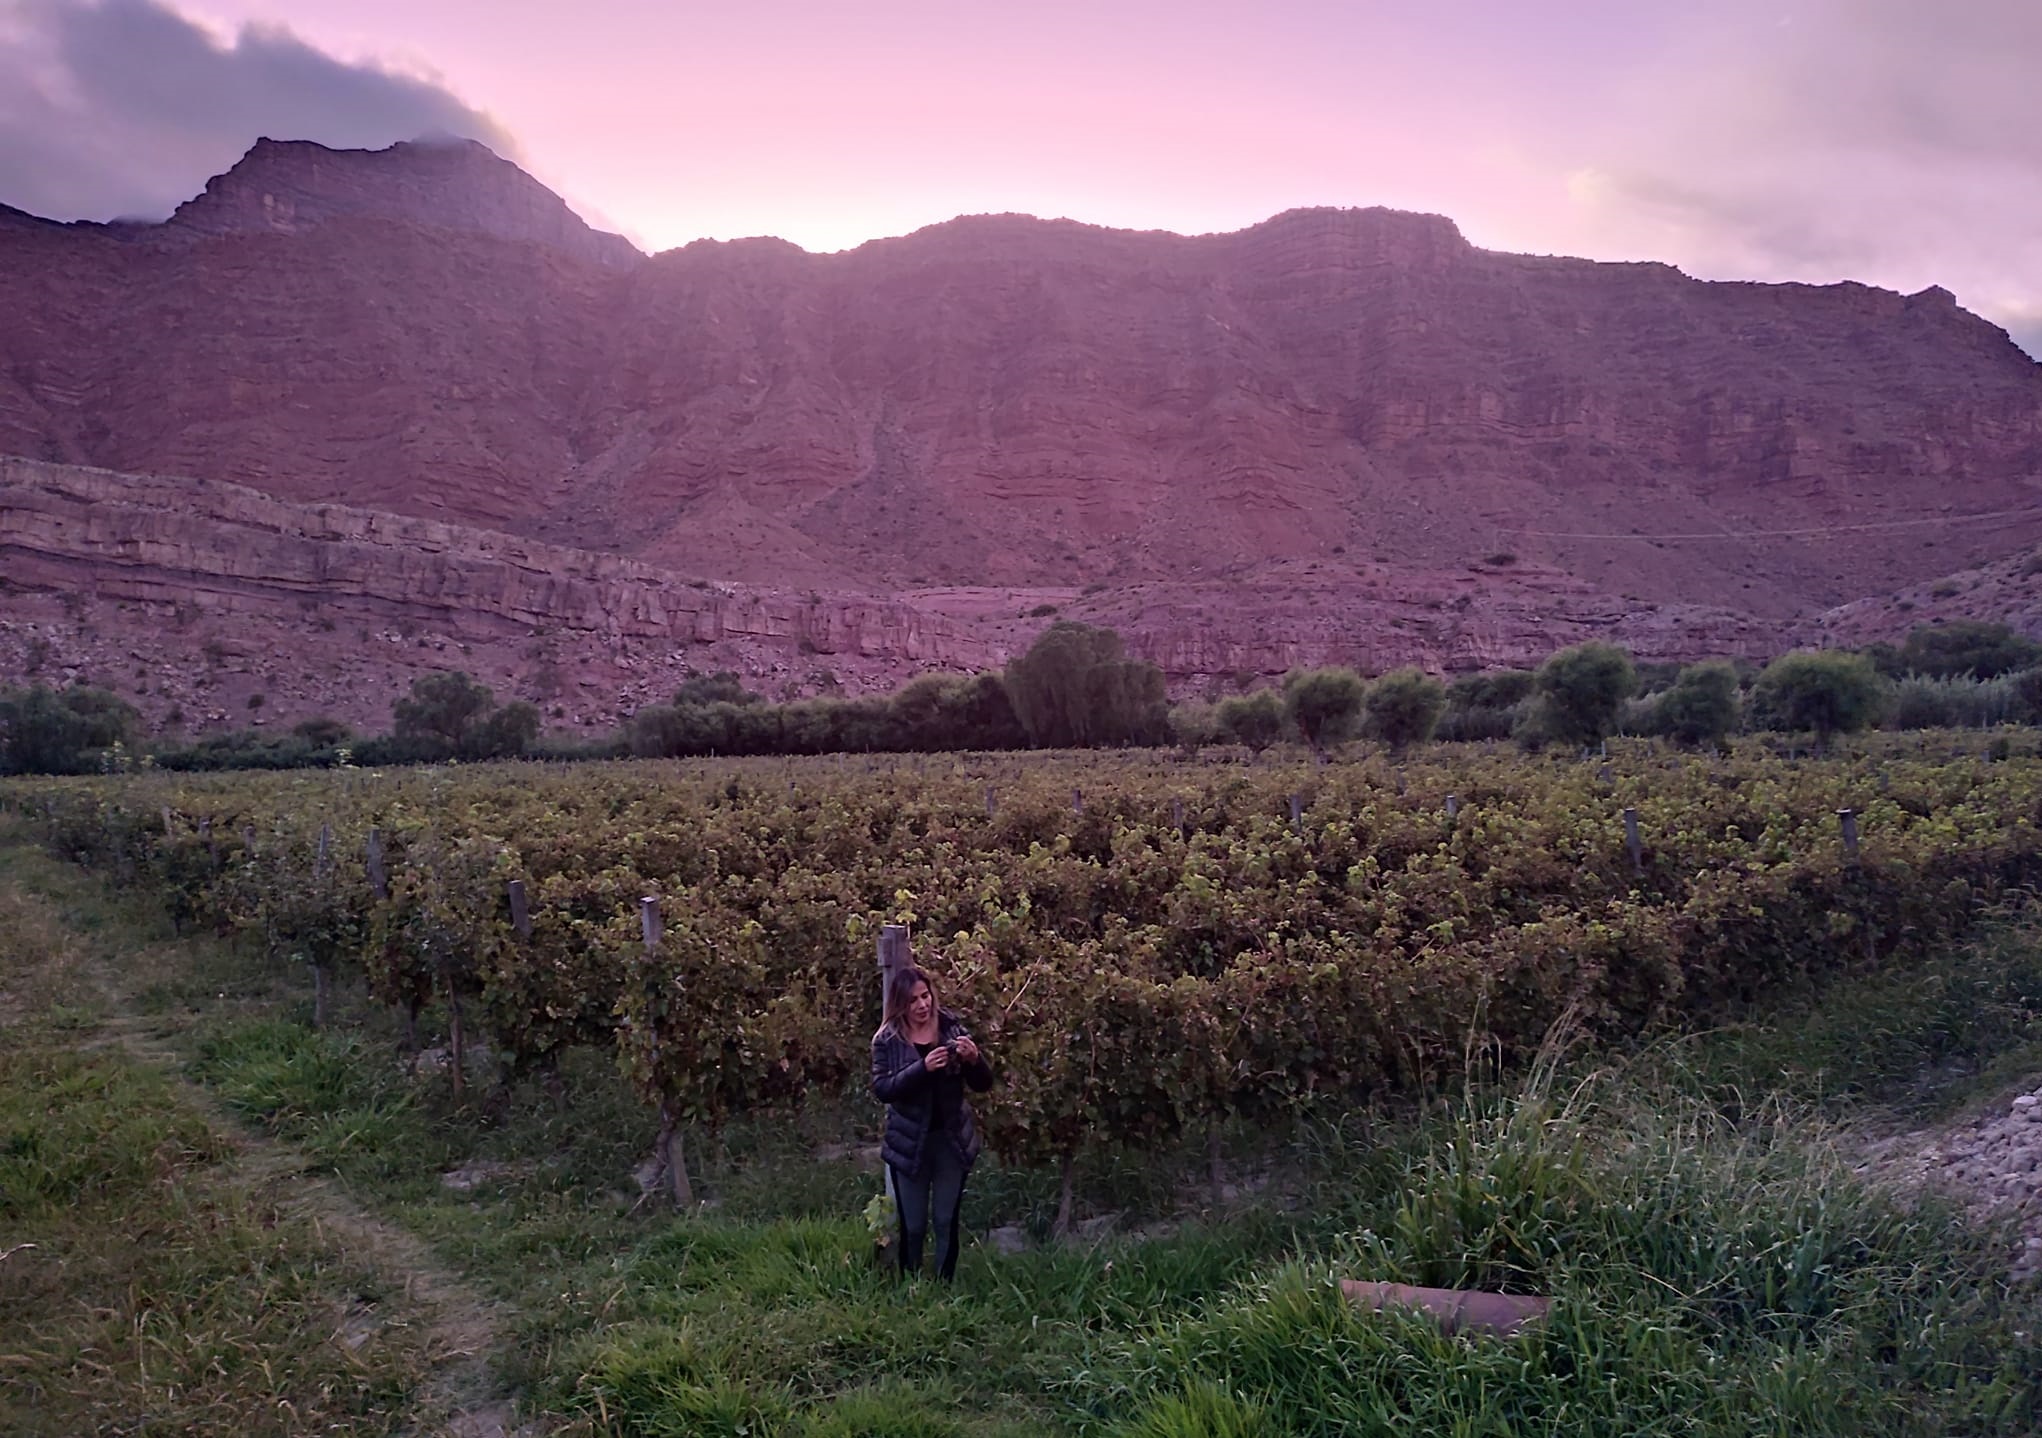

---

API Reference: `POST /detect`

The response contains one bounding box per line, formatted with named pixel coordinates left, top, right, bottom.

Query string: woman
left=871, top=963, right=994, bottom=1280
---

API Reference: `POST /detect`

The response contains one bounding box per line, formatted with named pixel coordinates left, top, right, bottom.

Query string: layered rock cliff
left=5, top=456, right=2002, bottom=736
left=0, top=458, right=991, bottom=731
left=2, top=138, right=2038, bottom=620
left=4, top=138, right=2042, bottom=732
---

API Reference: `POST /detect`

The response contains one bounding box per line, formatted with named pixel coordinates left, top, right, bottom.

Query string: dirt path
left=44, top=890, right=533, bottom=1437
left=1857, top=1086, right=2042, bottom=1282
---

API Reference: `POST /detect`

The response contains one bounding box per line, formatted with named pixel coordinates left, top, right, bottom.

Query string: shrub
left=1168, top=702, right=1219, bottom=755
left=0, top=683, right=140, bottom=775
left=1884, top=674, right=2026, bottom=731
left=1213, top=691, right=1286, bottom=753
left=391, top=671, right=541, bottom=759
left=1525, top=643, right=1636, bottom=748
left=1282, top=667, right=1367, bottom=753
left=1750, top=650, right=1884, bottom=743
left=1654, top=660, right=1741, bottom=747
left=1004, top=622, right=1169, bottom=748
left=291, top=716, right=353, bottom=747
left=1896, top=620, right=2042, bottom=679
left=673, top=671, right=763, bottom=707
left=1361, top=668, right=1445, bottom=751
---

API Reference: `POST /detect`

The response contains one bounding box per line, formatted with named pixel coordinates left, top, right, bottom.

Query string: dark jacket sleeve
left=870, top=1031, right=927, bottom=1104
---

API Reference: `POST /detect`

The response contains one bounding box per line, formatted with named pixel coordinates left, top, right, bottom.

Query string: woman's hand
left=952, top=1036, right=981, bottom=1065
left=923, top=1044, right=953, bottom=1071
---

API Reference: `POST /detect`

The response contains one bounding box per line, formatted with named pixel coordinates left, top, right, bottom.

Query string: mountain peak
left=167, top=136, right=641, bottom=268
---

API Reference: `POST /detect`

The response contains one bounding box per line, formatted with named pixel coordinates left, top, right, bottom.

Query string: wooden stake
left=366, top=829, right=388, bottom=899
left=1838, top=808, right=1860, bottom=862
left=1623, top=807, right=1643, bottom=874
left=507, top=879, right=531, bottom=937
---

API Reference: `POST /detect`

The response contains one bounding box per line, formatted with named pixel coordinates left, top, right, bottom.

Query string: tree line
left=6, top=617, right=2042, bottom=776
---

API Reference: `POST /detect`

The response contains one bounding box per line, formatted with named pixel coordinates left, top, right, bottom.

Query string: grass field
left=4, top=813, right=2042, bottom=1435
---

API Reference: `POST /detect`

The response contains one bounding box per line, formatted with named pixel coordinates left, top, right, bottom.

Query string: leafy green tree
left=1169, top=701, right=1219, bottom=755
left=1751, top=650, right=1885, bottom=744
left=2014, top=668, right=2042, bottom=724
left=1527, top=642, right=1636, bottom=747
left=1449, top=669, right=1536, bottom=712
left=1655, top=660, right=1742, bottom=748
left=1213, top=690, right=1285, bottom=752
left=1361, top=667, right=1445, bottom=751
left=673, top=671, right=763, bottom=707
left=887, top=673, right=1026, bottom=751
left=1282, top=667, right=1366, bottom=753
left=0, top=683, right=138, bottom=775
left=1003, top=622, right=1168, bottom=748
left=391, top=672, right=541, bottom=760
left=393, top=671, right=496, bottom=752
left=1896, top=621, right=2042, bottom=679
left=1439, top=668, right=1535, bottom=741
left=291, top=716, right=353, bottom=748
left=469, top=700, right=541, bottom=759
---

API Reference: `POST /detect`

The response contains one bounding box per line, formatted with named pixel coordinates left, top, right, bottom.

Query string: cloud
left=0, top=0, right=514, bottom=221
left=1560, top=0, right=2042, bottom=358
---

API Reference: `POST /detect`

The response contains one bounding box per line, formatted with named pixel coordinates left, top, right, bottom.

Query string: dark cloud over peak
left=0, top=0, right=515, bottom=222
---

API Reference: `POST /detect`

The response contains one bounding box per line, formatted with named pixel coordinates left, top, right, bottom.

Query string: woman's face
left=907, top=981, right=935, bottom=1028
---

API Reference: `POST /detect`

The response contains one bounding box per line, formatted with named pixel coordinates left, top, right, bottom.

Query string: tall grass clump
left=1099, top=1072, right=2040, bottom=1438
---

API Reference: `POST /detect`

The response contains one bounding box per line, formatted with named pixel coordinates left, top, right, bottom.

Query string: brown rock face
left=3, top=137, right=2041, bottom=726
left=166, top=137, right=641, bottom=269
left=2, top=456, right=2003, bottom=738
left=0, top=458, right=990, bottom=732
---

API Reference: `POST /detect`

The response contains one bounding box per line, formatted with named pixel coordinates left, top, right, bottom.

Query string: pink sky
left=6, top=0, right=2039, bottom=351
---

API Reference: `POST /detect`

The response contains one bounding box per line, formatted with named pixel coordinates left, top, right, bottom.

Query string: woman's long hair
left=880, top=963, right=936, bottom=1038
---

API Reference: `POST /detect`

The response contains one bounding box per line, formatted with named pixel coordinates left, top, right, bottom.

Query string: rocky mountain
left=2, top=138, right=2041, bottom=729
left=0, top=456, right=2019, bottom=735
left=163, top=136, right=642, bottom=269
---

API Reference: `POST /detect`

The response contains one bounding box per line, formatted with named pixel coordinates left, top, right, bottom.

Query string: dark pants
left=891, top=1140, right=967, bottom=1280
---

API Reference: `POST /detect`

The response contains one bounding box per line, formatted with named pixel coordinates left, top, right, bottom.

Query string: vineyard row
left=8, top=744, right=2042, bottom=1204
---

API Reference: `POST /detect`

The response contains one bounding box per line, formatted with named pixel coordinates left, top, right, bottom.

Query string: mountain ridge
left=2, top=136, right=2040, bottom=724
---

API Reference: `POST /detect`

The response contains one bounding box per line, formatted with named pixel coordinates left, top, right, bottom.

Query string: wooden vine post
left=501, top=879, right=562, bottom=1109
left=1839, top=807, right=1875, bottom=966
left=876, top=924, right=912, bottom=1206
left=311, top=822, right=334, bottom=1029
left=442, top=881, right=470, bottom=1104
left=641, top=895, right=694, bottom=1207
left=1623, top=807, right=1643, bottom=875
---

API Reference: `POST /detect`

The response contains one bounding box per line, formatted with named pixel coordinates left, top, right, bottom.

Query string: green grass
left=1680, top=916, right=2042, bottom=1119
left=5, top=818, right=2042, bottom=1436
left=0, top=863, right=434, bottom=1437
